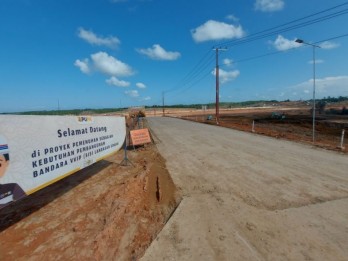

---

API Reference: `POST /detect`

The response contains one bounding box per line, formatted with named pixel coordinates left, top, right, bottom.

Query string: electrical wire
left=160, top=3, right=348, bottom=106
left=169, top=70, right=212, bottom=98
left=166, top=32, right=348, bottom=104
left=225, top=10, right=348, bottom=48
left=215, top=2, right=348, bottom=48
left=221, top=33, right=348, bottom=66
left=164, top=50, right=214, bottom=93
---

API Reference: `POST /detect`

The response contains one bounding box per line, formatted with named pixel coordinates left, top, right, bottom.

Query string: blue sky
left=1, top=0, right=347, bottom=112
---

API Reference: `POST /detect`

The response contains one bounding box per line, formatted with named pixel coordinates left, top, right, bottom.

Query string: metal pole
left=312, top=46, right=316, bottom=143
left=120, top=135, right=133, bottom=166
left=162, top=92, right=165, bottom=116
left=252, top=120, right=255, bottom=133
left=215, top=48, right=220, bottom=125
left=295, top=39, right=320, bottom=143
left=124, top=137, right=127, bottom=161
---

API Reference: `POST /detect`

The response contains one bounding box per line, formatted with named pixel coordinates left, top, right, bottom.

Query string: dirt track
left=142, top=117, right=348, bottom=260
left=179, top=107, right=348, bottom=152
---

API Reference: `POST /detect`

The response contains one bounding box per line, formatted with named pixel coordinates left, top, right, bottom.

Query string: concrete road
left=141, top=117, right=348, bottom=261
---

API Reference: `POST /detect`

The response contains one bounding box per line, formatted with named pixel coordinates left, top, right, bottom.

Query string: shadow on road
left=0, top=160, right=112, bottom=232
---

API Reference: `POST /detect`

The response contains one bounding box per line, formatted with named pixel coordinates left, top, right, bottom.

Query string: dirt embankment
left=0, top=145, right=180, bottom=261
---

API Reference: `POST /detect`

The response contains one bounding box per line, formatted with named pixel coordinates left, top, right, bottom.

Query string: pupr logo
left=77, top=116, right=94, bottom=124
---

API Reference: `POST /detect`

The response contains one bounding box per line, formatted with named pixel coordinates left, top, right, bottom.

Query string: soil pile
left=0, top=145, right=179, bottom=260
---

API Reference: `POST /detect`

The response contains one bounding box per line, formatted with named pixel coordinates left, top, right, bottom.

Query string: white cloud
left=106, top=76, right=130, bottom=87
left=137, top=44, right=181, bottom=60
left=136, top=82, right=146, bottom=88
left=78, top=28, right=120, bottom=48
left=308, top=59, right=324, bottom=64
left=320, top=41, right=340, bottom=50
left=91, top=52, right=134, bottom=77
left=74, top=58, right=90, bottom=74
left=255, top=0, right=284, bottom=12
left=125, top=90, right=139, bottom=98
left=288, top=76, right=348, bottom=99
left=191, top=20, right=245, bottom=43
left=139, top=96, right=151, bottom=101
left=223, top=58, right=233, bottom=67
left=272, top=35, right=301, bottom=51
left=226, top=14, right=239, bottom=22
left=220, top=69, right=240, bottom=83
left=212, top=68, right=240, bottom=84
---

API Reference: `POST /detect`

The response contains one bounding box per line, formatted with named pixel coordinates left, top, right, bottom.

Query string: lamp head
left=295, top=39, right=304, bottom=44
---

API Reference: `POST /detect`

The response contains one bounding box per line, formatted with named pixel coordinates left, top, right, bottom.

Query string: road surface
left=141, top=117, right=348, bottom=261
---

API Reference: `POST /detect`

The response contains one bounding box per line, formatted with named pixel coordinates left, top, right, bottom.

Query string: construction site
left=1, top=104, right=348, bottom=260
left=169, top=101, right=348, bottom=153
left=1, top=0, right=348, bottom=260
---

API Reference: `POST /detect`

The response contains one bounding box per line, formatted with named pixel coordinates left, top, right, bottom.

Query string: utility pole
left=58, top=99, right=60, bottom=111
left=213, top=47, right=227, bottom=125
left=162, top=91, right=165, bottom=116
left=295, top=39, right=320, bottom=143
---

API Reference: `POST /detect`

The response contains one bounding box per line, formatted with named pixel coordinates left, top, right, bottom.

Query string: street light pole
left=312, top=45, right=316, bottom=143
left=162, top=91, right=165, bottom=117
left=215, top=48, right=220, bottom=125
left=295, top=39, right=320, bottom=143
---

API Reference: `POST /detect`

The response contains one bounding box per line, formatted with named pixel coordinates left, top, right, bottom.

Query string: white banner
left=0, top=115, right=126, bottom=209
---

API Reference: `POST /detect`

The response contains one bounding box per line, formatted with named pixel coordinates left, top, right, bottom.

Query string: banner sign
left=0, top=115, right=126, bottom=209
left=130, top=128, right=152, bottom=146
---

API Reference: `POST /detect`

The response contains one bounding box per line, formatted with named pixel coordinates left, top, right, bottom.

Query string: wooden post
left=340, top=129, right=345, bottom=150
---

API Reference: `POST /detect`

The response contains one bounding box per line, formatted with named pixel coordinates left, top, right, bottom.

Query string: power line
left=165, top=50, right=214, bottom=93
left=160, top=3, right=348, bottom=106
left=251, top=2, right=348, bottom=39
left=167, top=32, right=348, bottom=104
left=164, top=53, right=215, bottom=100
left=221, top=32, right=348, bottom=66
left=167, top=71, right=212, bottom=100
left=178, top=54, right=215, bottom=90
left=215, top=2, right=348, bottom=48
left=226, top=10, right=348, bottom=48
left=315, top=32, right=348, bottom=44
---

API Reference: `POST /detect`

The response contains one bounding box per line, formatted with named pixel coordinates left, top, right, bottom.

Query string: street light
left=295, top=38, right=321, bottom=143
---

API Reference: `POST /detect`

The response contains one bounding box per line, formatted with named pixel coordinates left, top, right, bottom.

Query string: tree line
left=2, top=96, right=347, bottom=116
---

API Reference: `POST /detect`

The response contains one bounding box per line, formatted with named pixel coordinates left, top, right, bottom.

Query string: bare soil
left=141, top=117, right=348, bottom=261
left=179, top=106, right=348, bottom=153
left=0, top=145, right=180, bottom=261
